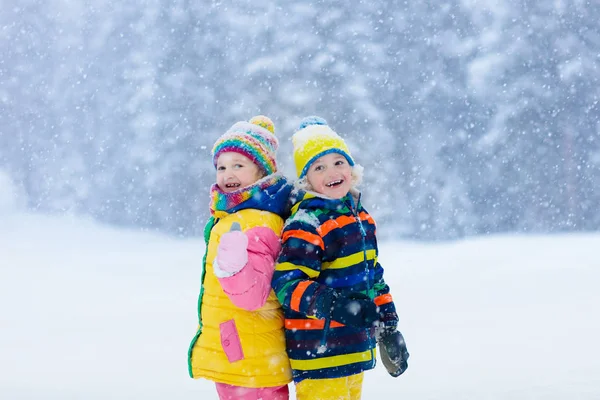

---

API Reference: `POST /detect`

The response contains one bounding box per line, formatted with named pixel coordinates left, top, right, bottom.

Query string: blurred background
left=1, top=0, right=599, bottom=241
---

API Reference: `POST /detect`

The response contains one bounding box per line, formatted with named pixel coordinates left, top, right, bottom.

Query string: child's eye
left=314, top=165, right=324, bottom=172
left=217, top=166, right=226, bottom=171
left=335, top=160, right=345, bottom=166
left=234, top=164, right=243, bottom=169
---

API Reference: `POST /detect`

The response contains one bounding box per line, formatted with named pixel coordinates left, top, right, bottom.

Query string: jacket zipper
left=348, top=197, right=376, bottom=368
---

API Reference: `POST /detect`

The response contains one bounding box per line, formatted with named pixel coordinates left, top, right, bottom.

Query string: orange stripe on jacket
left=374, top=293, right=393, bottom=307
left=282, top=230, right=324, bottom=250
left=317, top=215, right=356, bottom=237
left=359, top=211, right=376, bottom=226
left=290, top=281, right=314, bottom=312
left=318, top=213, right=375, bottom=237
left=285, top=319, right=345, bottom=330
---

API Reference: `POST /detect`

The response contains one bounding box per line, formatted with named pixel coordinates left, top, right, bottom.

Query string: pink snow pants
left=215, top=383, right=289, bottom=400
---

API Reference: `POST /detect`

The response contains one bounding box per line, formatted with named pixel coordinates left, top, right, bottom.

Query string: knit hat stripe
left=298, top=148, right=354, bottom=179
left=226, top=122, right=279, bottom=149
left=213, top=135, right=269, bottom=159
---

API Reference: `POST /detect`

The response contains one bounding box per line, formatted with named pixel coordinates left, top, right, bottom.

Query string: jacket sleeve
left=217, top=226, right=281, bottom=311
left=271, top=218, right=333, bottom=319
left=373, top=260, right=399, bottom=329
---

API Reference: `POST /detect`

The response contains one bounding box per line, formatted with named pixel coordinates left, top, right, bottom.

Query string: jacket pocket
left=219, top=319, right=244, bottom=363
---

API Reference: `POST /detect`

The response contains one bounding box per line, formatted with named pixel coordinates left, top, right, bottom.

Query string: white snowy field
left=1, top=212, right=599, bottom=399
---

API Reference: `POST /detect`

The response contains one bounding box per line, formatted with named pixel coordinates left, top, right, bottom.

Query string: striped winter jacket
left=272, top=189, right=398, bottom=383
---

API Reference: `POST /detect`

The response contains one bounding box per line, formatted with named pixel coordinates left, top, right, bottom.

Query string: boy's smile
left=306, top=153, right=353, bottom=199
left=216, top=152, right=263, bottom=193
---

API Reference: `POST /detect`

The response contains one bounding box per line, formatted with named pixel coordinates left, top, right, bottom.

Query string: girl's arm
left=215, top=226, right=281, bottom=311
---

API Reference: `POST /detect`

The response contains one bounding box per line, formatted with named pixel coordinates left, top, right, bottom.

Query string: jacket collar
left=290, top=187, right=362, bottom=215
left=210, top=173, right=293, bottom=219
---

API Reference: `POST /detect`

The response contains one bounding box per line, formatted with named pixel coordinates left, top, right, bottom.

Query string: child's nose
left=224, top=172, right=235, bottom=180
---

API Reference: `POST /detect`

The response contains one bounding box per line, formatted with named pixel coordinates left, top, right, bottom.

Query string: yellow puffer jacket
left=188, top=208, right=292, bottom=387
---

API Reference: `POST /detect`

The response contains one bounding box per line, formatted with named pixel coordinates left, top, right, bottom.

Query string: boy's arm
left=271, top=219, right=333, bottom=319
left=374, top=260, right=410, bottom=378
left=373, top=260, right=399, bottom=329
left=215, top=225, right=281, bottom=311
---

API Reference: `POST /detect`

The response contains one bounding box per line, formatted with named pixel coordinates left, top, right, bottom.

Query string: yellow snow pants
left=295, top=372, right=364, bottom=400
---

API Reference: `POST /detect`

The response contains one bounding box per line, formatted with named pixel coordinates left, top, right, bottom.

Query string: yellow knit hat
left=292, top=116, right=355, bottom=178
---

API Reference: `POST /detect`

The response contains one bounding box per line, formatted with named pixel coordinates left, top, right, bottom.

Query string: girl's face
left=216, top=152, right=263, bottom=193
left=305, top=153, right=353, bottom=199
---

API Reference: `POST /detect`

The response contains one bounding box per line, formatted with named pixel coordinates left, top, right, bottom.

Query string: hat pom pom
left=297, top=116, right=328, bottom=131
left=249, top=115, right=275, bottom=134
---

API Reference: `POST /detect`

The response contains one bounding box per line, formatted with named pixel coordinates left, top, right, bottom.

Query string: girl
left=272, top=116, right=409, bottom=400
left=188, top=116, right=293, bottom=400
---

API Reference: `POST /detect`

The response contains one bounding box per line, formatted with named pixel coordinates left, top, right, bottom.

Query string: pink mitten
left=214, top=222, right=249, bottom=276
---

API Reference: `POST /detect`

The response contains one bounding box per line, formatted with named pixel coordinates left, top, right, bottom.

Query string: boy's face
left=216, top=152, right=263, bottom=193
left=305, top=153, right=353, bottom=199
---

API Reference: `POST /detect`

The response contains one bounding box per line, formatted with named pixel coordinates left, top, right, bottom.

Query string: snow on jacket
left=188, top=175, right=293, bottom=388
left=272, top=189, right=398, bottom=383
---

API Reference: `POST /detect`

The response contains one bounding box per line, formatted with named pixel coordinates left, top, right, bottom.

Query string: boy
left=272, top=116, right=409, bottom=400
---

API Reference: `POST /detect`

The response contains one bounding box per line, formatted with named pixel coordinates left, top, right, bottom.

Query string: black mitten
left=379, top=330, right=409, bottom=377
left=330, top=292, right=379, bottom=329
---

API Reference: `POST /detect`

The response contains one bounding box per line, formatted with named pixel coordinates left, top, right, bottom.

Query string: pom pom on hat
left=249, top=115, right=275, bottom=134
left=212, top=115, right=278, bottom=175
left=297, top=116, right=328, bottom=130
left=292, top=116, right=355, bottom=179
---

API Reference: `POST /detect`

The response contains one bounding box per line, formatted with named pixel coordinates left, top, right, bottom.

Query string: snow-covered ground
left=1, top=212, right=599, bottom=399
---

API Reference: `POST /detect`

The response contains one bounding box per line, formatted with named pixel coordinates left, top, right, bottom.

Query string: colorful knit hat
left=212, top=115, right=278, bottom=175
left=292, top=116, right=355, bottom=178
